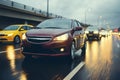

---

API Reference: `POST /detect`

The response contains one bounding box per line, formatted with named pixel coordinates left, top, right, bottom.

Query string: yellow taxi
left=0, top=24, right=33, bottom=44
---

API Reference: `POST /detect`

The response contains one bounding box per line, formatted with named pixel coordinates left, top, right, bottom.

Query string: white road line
left=14, top=48, right=21, bottom=51
left=63, top=61, right=85, bottom=80
left=0, top=51, right=7, bottom=54
left=0, top=48, right=21, bottom=54
left=117, top=43, right=120, bottom=48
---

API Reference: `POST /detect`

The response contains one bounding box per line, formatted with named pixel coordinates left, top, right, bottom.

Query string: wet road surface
left=72, top=35, right=120, bottom=80
left=0, top=35, right=120, bottom=80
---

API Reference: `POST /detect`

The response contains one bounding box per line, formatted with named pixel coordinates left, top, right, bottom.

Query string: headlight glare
left=53, top=34, right=68, bottom=41
left=8, top=33, right=13, bottom=36
left=85, top=31, right=89, bottom=34
left=94, top=31, right=98, bottom=34
left=22, top=33, right=27, bottom=40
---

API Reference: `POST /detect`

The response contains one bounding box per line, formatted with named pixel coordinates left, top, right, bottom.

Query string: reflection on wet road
left=0, top=43, right=84, bottom=80
left=72, top=35, right=120, bottom=80
left=86, top=37, right=112, bottom=80
left=86, top=36, right=112, bottom=80
left=0, top=43, right=24, bottom=80
left=22, top=57, right=84, bottom=80
left=0, top=35, right=120, bottom=80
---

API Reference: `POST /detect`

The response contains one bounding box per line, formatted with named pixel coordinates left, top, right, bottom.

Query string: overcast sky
left=11, top=0, right=120, bottom=28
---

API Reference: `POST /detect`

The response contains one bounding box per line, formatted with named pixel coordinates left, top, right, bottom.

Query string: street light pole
left=47, top=0, right=49, bottom=17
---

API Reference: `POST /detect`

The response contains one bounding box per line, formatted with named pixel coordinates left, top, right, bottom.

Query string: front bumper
left=0, top=36, right=14, bottom=42
left=21, top=39, right=72, bottom=57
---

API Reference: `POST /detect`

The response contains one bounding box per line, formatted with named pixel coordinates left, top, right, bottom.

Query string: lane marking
left=0, top=51, right=7, bottom=54
left=63, top=61, right=85, bottom=80
left=0, top=48, right=21, bottom=54
left=14, top=48, right=21, bottom=51
left=117, top=43, right=120, bottom=48
left=0, top=47, right=85, bottom=80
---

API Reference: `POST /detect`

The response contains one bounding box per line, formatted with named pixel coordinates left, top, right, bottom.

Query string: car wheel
left=14, top=36, right=20, bottom=44
left=99, top=37, right=101, bottom=40
left=97, top=37, right=101, bottom=41
left=70, top=41, right=76, bottom=60
left=81, top=42, right=86, bottom=56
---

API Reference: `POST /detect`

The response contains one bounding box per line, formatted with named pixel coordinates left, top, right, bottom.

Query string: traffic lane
left=2, top=35, right=118, bottom=80
left=0, top=44, right=85, bottom=80
left=22, top=56, right=85, bottom=80
left=0, top=47, right=24, bottom=80
left=110, top=35, right=120, bottom=80
left=72, top=35, right=120, bottom=80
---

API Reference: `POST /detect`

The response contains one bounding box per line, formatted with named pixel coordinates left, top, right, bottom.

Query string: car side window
left=77, top=22, right=82, bottom=27
left=26, top=26, right=31, bottom=30
left=22, top=26, right=31, bottom=30
left=21, top=26, right=27, bottom=30
left=72, top=21, right=78, bottom=28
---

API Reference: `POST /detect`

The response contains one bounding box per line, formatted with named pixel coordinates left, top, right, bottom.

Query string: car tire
left=14, top=36, right=20, bottom=44
left=98, top=37, right=101, bottom=41
left=81, top=42, right=86, bottom=56
left=70, top=41, right=76, bottom=60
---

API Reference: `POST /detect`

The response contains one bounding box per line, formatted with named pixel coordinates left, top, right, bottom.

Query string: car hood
left=0, top=30, right=16, bottom=34
left=26, top=29, right=71, bottom=37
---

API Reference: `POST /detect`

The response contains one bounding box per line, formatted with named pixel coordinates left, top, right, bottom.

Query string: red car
left=21, top=18, right=86, bottom=60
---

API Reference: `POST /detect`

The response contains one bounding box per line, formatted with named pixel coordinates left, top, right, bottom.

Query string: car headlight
left=8, top=33, right=13, bottom=36
left=22, top=33, right=27, bottom=40
left=85, top=31, right=89, bottom=34
left=94, top=31, right=98, bottom=34
left=53, top=34, right=68, bottom=41
left=119, top=33, right=120, bottom=35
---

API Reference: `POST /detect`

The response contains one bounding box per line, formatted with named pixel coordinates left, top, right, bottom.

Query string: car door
left=72, top=20, right=81, bottom=49
left=77, top=21, right=85, bottom=47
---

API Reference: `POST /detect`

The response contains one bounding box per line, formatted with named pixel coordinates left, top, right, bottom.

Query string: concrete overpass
left=0, top=0, right=63, bottom=29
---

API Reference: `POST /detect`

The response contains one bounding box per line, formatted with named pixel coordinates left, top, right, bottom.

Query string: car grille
left=0, top=34, right=7, bottom=36
left=27, top=37, right=52, bottom=43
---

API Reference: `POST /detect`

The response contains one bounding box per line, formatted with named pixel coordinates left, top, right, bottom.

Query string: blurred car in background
left=0, top=24, right=33, bottom=44
left=118, top=33, right=120, bottom=36
left=118, top=27, right=120, bottom=36
left=21, top=18, right=87, bottom=60
left=85, top=25, right=101, bottom=40
left=100, top=30, right=108, bottom=37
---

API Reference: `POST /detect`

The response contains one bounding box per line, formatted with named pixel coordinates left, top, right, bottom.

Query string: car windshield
left=37, top=19, right=71, bottom=29
left=4, top=25, right=19, bottom=30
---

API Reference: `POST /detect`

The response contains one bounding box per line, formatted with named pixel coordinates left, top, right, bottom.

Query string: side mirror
left=74, top=27, right=82, bottom=31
